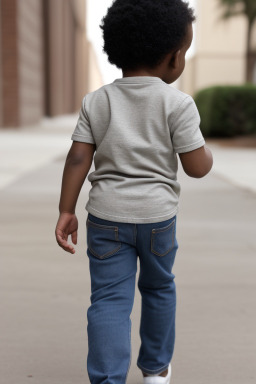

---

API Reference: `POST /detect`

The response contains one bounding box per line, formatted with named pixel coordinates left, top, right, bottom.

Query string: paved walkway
left=0, top=119, right=255, bottom=384
left=0, top=115, right=78, bottom=190
left=1, top=119, right=256, bottom=193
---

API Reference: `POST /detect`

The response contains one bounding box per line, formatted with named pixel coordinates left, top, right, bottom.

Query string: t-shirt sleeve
left=71, top=96, right=95, bottom=144
left=170, top=95, right=205, bottom=154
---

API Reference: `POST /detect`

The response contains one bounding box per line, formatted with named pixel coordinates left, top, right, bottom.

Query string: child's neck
left=122, top=68, right=160, bottom=78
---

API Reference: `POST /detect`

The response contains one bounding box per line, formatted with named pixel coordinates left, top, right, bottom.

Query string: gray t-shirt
left=71, top=76, right=205, bottom=223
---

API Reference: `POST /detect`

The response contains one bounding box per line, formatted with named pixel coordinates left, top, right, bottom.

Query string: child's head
left=100, top=0, right=195, bottom=83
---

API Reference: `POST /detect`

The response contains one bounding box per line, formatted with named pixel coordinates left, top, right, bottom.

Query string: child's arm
left=55, top=141, right=96, bottom=254
left=179, top=145, right=213, bottom=178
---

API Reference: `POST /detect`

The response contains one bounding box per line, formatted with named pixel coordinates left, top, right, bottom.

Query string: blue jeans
left=86, top=213, right=179, bottom=384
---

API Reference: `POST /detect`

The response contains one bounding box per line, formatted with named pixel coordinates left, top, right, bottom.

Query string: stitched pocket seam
left=87, top=219, right=121, bottom=259
left=87, top=218, right=118, bottom=232
left=151, top=221, right=175, bottom=257
left=89, top=243, right=121, bottom=259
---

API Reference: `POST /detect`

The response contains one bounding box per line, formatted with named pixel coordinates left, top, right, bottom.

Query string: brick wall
left=0, top=0, right=19, bottom=126
left=0, top=2, right=2, bottom=126
left=0, top=0, right=102, bottom=127
left=0, top=0, right=44, bottom=127
left=17, top=0, right=44, bottom=125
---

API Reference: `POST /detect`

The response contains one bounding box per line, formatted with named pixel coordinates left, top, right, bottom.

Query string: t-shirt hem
left=71, top=133, right=95, bottom=144
left=85, top=204, right=179, bottom=224
left=174, top=138, right=205, bottom=154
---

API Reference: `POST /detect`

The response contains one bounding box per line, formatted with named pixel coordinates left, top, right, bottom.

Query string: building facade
left=179, top=0, right=256, bottom=96
left=0, top=0, right=103, bottom=128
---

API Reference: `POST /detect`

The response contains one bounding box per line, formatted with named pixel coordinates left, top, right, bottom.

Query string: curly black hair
left=100, top=0, right=195, bottom=71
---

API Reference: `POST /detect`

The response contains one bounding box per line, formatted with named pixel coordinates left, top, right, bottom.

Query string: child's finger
left=71, top=231, right=78, bottom=245
left=57, top=235, right=75, bottom=254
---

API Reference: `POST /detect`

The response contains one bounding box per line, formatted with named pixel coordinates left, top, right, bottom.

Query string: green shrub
left=194, top=85, right=256, bottom=137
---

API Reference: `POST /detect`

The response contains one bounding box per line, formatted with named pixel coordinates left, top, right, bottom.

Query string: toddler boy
left=55, top=1, right=213, bottom=383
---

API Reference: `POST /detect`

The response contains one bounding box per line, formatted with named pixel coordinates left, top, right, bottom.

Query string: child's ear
left=169, top=50, right=181, bottom=69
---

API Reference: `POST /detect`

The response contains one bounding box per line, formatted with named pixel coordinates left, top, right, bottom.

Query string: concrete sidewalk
left=1, top=117, right=256, bottom=193
left=0, top=121, right=256, bottom=384
left=207, top=143, right=256, bottom=194
left=0, top=115, right=78, bottom=190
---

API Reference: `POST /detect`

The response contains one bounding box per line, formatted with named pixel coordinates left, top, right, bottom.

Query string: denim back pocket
left=151, top=220, right=175, bottom=257
left=87, top=218, right=121, bottom=259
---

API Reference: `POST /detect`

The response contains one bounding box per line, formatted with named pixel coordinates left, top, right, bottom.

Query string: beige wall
left=87, top=40, right=104, bottom=94
left=179, top=0, right=248, bottom=95
left=72, top=0, right=89, bottom=109
left=63, top=0, right=75, bottom=113
left=196, top=0, right=247, bottom=55
left=179, top=57, right=195, bottom=96
left=195, top=55, right=245, bottom=89
left=74, top=7, right=88, bottom=109
left=251, top=22, right=256, bottom=50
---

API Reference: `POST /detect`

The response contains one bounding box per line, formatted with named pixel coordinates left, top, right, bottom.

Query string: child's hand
left=55, top=212, right=78, bottom=254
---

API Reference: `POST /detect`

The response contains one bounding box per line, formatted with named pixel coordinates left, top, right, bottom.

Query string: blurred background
left=0, top=1, right=255, bottom=384
left=0, top=0, right=256, bottom=127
